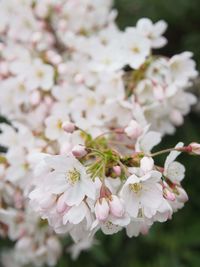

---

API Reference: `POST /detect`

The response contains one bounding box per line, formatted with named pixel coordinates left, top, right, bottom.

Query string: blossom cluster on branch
left=0, top=0, right=199, bottom=266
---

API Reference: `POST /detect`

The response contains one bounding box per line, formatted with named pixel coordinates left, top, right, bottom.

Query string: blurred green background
left=1, top=0, right=200, bottom=266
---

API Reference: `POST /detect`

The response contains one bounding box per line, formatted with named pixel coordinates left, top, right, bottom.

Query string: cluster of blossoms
left=0, top=0, right=199, bottom=266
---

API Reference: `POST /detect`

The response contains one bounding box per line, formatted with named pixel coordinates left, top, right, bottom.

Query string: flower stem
left=149, top=147, right=181, bottom=157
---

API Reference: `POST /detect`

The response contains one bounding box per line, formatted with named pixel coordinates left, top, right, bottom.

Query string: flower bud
left=113, top=165, right=121, bottom=176
left=189, top=142, right=200, bottom=155
left=124, top=120, right=143, bottom=139
left=94, top=198, right=109, bottom=222
left=62, top=121, right=75, bottom=133
left=109, top=195, right=124, bottom=217
left=72, top=145, right=87, bottom=158
left=164, top=188, right=176, bottom=201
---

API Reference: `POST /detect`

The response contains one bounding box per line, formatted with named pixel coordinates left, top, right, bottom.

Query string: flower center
left=36, top=69, right=44, bottom=78
left=131, top=46, right=140, bottom=54
left=67, top=168, right=80, bottom=185
left=129, top=183, right=142, bottom=193
left=57, top=119, right=63, bottom=129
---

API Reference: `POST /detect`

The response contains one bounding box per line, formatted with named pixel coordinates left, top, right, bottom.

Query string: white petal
left=164, top=142, right=184, bottom=171
left=167, top=161, right=185, bottom=183
left=63, top=202, right=87, bottom=225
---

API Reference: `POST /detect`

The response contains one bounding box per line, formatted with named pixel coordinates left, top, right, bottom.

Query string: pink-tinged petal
left=56, top=194, right=70, bottom=214
left=95, top=198, right=109, bottom=222
left=109, top=195, right=124, bottom=218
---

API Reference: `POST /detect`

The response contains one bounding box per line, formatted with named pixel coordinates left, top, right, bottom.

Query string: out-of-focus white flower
left=136, top=18, right=167, bottom=48
left=121, top=28, right=151, bottom=69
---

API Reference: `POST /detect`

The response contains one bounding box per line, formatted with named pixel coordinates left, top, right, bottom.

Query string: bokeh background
left=1, top=0, right=200, bottom=266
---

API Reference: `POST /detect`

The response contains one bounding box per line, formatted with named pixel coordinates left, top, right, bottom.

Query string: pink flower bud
left=124, top=120, right=143, bottom=139
left=113, top=165, right=121, bottom=176
left=72, top=145, right=87, bottom=158
left=95, top=198, right=109, bottom=222
left=56, top=194, right=69, bottom=214
left=109, top=195, right=124, bottom=218
left=189, top=142, right=200, bottom=155
left=164, top=188, right=176, bottom=201
left=62, top=121, right=75, bottom=133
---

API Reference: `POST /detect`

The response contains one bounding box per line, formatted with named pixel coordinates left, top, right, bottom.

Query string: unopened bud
left=164, top=188, right=176, bottom=201
left=62, top=121, right=75, bottom=133
left=189, top=142, right=200, bottom=155
left=94, top=198, right=109, bottom=222
left=109, top=195, right=124, bottom=218
left=113, top=165, right=121, bottom=176
left=72, top=145, right=87, bottom=158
